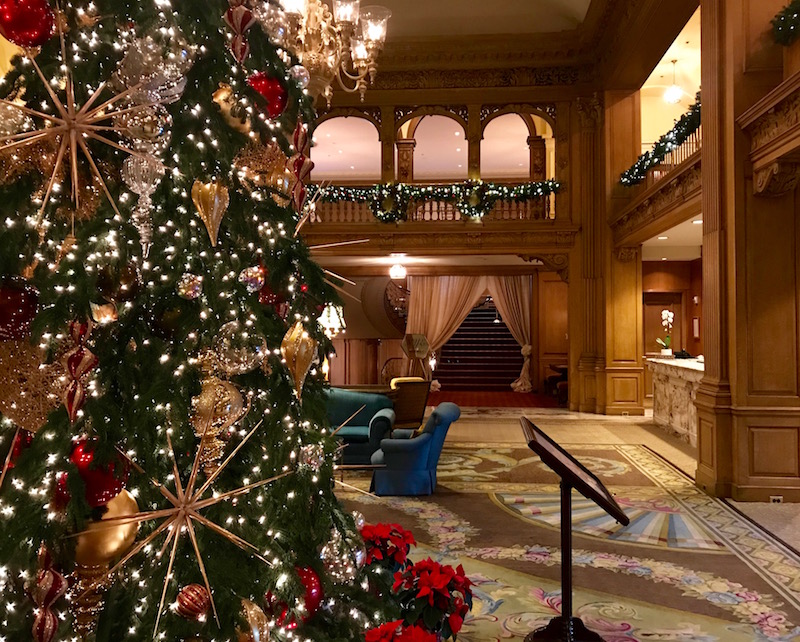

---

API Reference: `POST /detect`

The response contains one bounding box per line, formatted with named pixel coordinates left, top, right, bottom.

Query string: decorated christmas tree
left=0, top=1, right=383, bottom=639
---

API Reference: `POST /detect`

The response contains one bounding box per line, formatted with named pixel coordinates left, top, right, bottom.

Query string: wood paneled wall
left=537, top=272, right=569, bottom=388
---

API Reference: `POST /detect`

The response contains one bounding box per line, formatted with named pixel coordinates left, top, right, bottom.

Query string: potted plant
left=391, top=558, right=473, bottom=640
left=656, top=309, right=675, bottom=356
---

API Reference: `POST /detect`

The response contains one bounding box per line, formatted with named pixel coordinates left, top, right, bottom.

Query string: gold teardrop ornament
left=280, top=322, right=318, bottom=401
left=191, top=180, right=230, bottom=247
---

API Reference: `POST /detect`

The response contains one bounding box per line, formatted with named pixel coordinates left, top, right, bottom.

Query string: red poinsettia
left=364, top=620, right=439, bottom=642
left=360, top=522, right=417, bottom=569
left=391, top=558, right=473, bottom=640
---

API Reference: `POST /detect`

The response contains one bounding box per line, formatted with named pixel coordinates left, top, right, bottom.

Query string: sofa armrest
left=390, top=428, right=417, bottom=440
left=368, top=408, right=396, bottom=451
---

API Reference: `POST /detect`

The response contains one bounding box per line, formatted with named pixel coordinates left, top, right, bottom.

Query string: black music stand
left=520, top=417, right=630, bottom=642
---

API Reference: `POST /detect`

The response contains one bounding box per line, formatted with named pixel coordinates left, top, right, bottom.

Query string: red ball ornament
left=7, top=429, right=34, bottom=470
left=296, top=566, right=323, bottom=619
left=0, top=0, right=55, bottom=48
left=176, top=584, right=211, bottom=620
left=258, top=282, right=283, bottom=307
left=0, top=277, right=39, bottom=340
left=299, top=284, right=308, bottom=294
left=247, top=72, right=288, bottom=119
left=69, top=439, right=130, bottom=508
left=264, top=566, right=323, bottom=629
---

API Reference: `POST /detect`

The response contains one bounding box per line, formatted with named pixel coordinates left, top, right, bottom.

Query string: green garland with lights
left=620, top=93, right=701, bottom=187
left=773, top=0, right=800, bottom=45
left=312, top=180, right=561, bottom=222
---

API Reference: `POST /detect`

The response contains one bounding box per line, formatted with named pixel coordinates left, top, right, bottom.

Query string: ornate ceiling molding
left=372, top=65, right=592, bottom=91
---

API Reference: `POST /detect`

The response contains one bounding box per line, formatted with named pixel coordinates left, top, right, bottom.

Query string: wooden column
left=601, top=90, right=644, bottom=415
left=528, top=135, right=546, bottom=182
left=395, top=139, right=416, bottom=183
left=697, top=0, right=798, bottom=500
left=467, top=104, right=482, bottom=180
left=380, top=105, right=396, bottom=182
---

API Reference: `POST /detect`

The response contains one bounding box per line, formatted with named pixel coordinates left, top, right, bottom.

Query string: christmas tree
left=0, top=1, right=382, bottom=639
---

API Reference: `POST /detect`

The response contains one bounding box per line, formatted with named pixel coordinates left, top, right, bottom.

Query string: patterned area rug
left=339, top=443, right=800, bottom=641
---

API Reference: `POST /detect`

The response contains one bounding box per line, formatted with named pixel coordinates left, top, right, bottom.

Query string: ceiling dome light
left=389, top=263, right=407, bottom=280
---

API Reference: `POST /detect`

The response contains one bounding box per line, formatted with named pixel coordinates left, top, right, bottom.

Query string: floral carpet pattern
left=340, top=442, right=800, bottom=641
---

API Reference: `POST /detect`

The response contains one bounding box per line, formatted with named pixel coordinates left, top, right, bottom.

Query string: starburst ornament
left=71, top=421, right=292, bottom=637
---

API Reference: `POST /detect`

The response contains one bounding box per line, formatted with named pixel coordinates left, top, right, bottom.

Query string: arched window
left=480, top=113, right=530, bottom=180
left=310, top=117, right=381, bottom=182
left=411, top=115, right=468, bottom=181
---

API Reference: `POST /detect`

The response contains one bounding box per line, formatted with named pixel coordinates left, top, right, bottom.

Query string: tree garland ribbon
left=620, top=92, right=701, bottom=187
left=310, top=179, right=561, bottom=223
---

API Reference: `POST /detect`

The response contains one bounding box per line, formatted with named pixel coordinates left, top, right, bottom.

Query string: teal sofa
left=324, top=388, right=396, bottom=465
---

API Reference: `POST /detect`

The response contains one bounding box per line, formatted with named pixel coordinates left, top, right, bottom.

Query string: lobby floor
left=438, top=405, right=800, bottom=552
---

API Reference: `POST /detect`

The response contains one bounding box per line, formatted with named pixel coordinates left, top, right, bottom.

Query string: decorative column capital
left=754, top=161, right=800, bottom=197
left=577, top=93, right=603, bottom=129
left=615, top=246, right=639, bottom=263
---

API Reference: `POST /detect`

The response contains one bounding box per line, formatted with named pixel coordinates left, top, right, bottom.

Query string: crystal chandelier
left=258, top=0, right=391, bottom=105
left=318, top=303, right=346, bottom=338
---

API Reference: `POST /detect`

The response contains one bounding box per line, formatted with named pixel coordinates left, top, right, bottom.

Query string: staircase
left=434, top=304, right=523, bottom=390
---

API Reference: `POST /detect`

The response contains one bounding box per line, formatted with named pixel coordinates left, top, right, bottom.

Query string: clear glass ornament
left=213, top=321, right=268, bottom=375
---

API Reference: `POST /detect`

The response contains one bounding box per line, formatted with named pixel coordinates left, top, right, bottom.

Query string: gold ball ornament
left=280, top=322, right=318, bottom=401
left=74, top=489, right=139, bottom=567
left=191, top=180, right=230, bottom=248
left=238, top=599, right=270, bottom=642
left=233, top=141, right=290, bottom=204
left=0, top=340, right=67, bottom=433
left=212, top=83, right=251, bottom=135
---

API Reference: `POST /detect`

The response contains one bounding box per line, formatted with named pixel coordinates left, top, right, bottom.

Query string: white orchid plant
left=656, top=309, right=675, bottom=349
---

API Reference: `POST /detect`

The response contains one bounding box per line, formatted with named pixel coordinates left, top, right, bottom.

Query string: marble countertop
left=647, top=357, right=705, bottom=373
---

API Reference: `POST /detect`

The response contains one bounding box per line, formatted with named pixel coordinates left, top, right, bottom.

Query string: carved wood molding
left=394, top=105, right=469, bottom=128
left=372, top=65, right=592, bottom=91
left=304, top=225, right=579, bottom=257
left=615, top=246, right=639, bottom=262
left=519, top=252, right=569, bottom=283
left=754, top=161, right=800, bottom=197
left=738, top=72, right=800, bottom=195
left=577, top=93, right=603, bottom=128
left=317, top=106, right=382, bottom=128
left=610, top=154, right=701, bottom=246
left=480, top=103, right=558, bottom=124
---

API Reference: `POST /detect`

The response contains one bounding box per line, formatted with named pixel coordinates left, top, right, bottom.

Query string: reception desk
left=647, top=358, right=704, bottom=447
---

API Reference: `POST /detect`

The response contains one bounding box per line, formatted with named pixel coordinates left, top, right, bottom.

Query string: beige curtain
left=486, top=276, right=533, bottom=392
left=406, top=275, right=488, bottom=378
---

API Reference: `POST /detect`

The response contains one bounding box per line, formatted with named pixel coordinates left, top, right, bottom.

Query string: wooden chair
left=389, top=376, right=431, bottom=433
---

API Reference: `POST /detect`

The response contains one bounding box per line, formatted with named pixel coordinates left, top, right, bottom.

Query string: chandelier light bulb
left=333, top=0, right=361, bottom=25
left=360, top=6, right=391, bottom=44
left=279, top=0, right=308, bottom=15
left=389, top=263, right=406, bottom=280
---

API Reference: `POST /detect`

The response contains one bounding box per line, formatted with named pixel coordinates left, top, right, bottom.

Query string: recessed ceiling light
left=326, top=133, right=331, bottom=137
left=458, top=164, right=462, bottom=168
left=661, top=257, right=668, bottom=261
left=693, top=219, right=703, bottom=224
left=338, top=149, right=343, bottom=154
left=350, top=165, right=354, bottom=169
left=658, top=236, right=668, bottom=240
left=456, top=148, right=461, bottom=152
left=455, top=132, right=460, bottom=137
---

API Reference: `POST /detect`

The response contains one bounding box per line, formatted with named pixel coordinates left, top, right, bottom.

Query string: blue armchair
left=324, top=388, right=395, bottom=465
left=369, top=403, right=460, bottom=496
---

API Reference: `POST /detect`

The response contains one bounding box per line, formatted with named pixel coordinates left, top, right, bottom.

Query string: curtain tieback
left=521, top=344, right=532, bottom=358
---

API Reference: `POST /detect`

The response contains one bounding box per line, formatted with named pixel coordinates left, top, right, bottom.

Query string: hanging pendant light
left=663, top=59, right=683, bottom=105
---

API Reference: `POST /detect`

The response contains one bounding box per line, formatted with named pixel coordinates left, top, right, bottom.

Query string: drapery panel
left=405, top=275, right=488, bottom=378
left=486, top=275, right=533, bottom=392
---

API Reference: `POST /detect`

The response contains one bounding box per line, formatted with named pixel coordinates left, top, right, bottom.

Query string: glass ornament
left=177, top=273, right=203, bottom=300
left=213, top=320, right=268, bottom=375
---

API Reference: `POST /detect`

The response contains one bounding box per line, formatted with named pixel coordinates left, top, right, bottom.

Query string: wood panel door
left=643, top=292, right=683, bottom=399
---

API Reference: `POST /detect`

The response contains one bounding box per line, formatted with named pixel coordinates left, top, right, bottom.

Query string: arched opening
left=408, top=115, right=468, bottom=182
left=310, top=117, right=381, bottom=183
left=480, top=113, right=531, bottom=180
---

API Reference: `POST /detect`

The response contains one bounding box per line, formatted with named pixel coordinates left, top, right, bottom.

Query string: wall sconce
left=389, top=263, right=407, bottom=280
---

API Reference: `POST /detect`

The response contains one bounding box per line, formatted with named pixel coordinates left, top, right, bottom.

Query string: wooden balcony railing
left=639, top=127, right=702, bottom=189
left=310, top=191, right=555, bottom=224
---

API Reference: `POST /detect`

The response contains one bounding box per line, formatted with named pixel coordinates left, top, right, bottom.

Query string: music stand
left=520, top=417, right=630, bottom=642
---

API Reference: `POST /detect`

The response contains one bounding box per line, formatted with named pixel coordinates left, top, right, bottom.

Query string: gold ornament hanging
left=234, top=141, right=290, bottom=204
left=0, top=340, right=67, bottom=433
left=212, top=83, right=251, bottom=134
left=190, top=374, right=249, bottom=475
left=192, top=180, right=230, bottom=247
left=280, top=322, right=318, bottom=401
left=238, top=599, right=271, bottom=642
left=71, top=489, right=139, bottom=637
